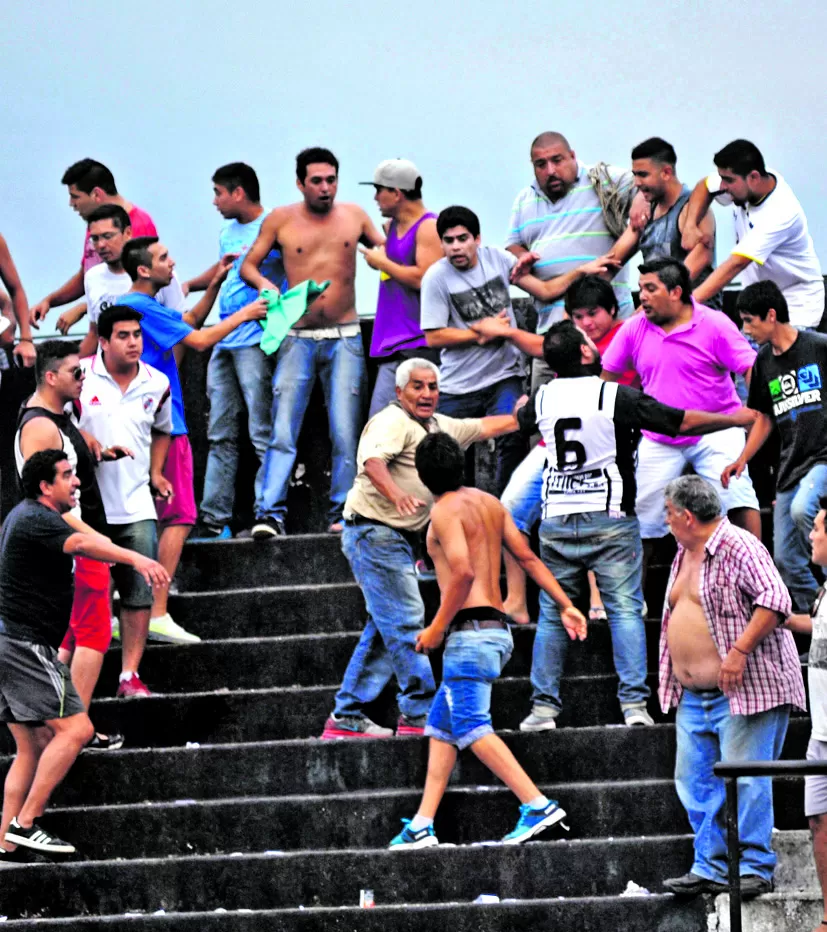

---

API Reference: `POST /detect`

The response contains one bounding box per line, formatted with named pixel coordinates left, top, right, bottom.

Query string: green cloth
left=258, top=280, right=330, bottom=355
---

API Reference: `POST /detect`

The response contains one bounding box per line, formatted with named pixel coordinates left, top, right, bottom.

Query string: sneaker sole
left=251, top=525, right=280, bottom=540
left=519, top=719, right=558, bottom=732
left=147, top=632, right=201, bottom=645
left=5, top=831, right=75, bottom=855
left=502, top=807, right=567, bottom=845
left=396, top=726, right=426, bottom=737
left=389, top=836, right=439, bottom=850
left=321, top=727, right=393, bottom=740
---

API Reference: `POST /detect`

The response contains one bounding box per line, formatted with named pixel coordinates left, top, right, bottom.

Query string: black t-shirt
left=16, top=405, right=107, bottom=533
left=747, top=331, right=827, bottom=492
left=0, top=499, right=75, bottom=649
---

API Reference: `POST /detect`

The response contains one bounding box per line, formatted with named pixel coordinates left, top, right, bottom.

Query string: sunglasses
left=69, top=366, right=84, bottom=381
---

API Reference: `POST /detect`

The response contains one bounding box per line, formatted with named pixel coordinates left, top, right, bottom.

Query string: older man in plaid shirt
left=657, top=475, right=806, bottom=900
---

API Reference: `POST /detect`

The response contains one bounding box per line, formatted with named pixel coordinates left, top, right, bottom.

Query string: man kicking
left=389, top=432, right=587, bottom=848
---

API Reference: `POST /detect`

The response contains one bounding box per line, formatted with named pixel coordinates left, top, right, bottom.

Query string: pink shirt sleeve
left=128, top=206, right=158, bottom=237
left=600, top=317, right=635, bottom=374
left=713, top=313, right=757, bottom=375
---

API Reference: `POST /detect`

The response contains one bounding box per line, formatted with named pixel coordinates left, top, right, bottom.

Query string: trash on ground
left=620, top=880, right=652, bottom=897
left=473, top=894, right=500, bottom=904
left=185, top=742, right=201, bottom=749
left=359, top=889, right=375, bottom=908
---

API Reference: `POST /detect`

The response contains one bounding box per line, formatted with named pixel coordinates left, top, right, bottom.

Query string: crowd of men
left=0, top=133, right=826, bottom=925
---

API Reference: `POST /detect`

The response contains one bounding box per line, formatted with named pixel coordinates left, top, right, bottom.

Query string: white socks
left=410, top=814, right=434, bottom=831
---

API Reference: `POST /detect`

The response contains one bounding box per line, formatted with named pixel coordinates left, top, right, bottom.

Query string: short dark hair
left=212, top=162, right=261, bottom=203
left=61, top=159, right=117, bottom=196
left=296, top=148, right=339, bottom=183
left=542, top=320, right=588, bottom=376
left=415, top=432, right=465, bottom=496
left=436, top=206, right=480, bottom=239
left=565, top=275, right=618, bottom=318
left=631, top=136, right=677, bottom=167
left=121, top=237, right=159, bottom=281
left=98, top=306, right=143, bottom=341
left=638, top=257, right=693, bottom=303
left=388, top=178, right=423, bottom=201
left=21, top=449, right=69, bottom=499
left=713, top=139, right=767, bottom=177
left=87, top=203, right=131, bottom=232
left=737, top=280, right=790, bottom=323
left=35, top=340, right=81, bottom=386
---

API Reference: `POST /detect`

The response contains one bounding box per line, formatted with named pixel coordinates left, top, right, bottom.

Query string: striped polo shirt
left=506, top=163, right=635, bottom=332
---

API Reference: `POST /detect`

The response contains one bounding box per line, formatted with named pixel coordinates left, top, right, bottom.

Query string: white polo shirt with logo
left=78, top=352, right=173, bottom=524
left=707, top=170, right=824, bottom=328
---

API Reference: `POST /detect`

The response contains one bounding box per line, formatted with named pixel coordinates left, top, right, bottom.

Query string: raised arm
left=182, top=261, right=221, bottom=296
left=515, top=256, right=620, bottom=303
left=359, top=217, right=441, bottom=290
left=692, top=254, right=751, bottom=304
left=240, top=210, right=283, bottom=292
left=0, top=234, right=35, bottom=366
left=181, top=298, right=267, bottom=351
left=679, top=206, right=716, bottom=281
left=183, top=255, right=235, bottom=329
left=681, top=177, right=716, bottom=252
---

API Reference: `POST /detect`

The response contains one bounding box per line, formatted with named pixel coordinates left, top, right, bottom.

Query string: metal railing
left=713, top=758, right=827, bottom=932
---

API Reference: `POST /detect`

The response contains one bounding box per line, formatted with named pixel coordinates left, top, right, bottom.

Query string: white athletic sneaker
left=519, top=706, right=558, bottom=732
left=148, top=613, right=201, bottom=644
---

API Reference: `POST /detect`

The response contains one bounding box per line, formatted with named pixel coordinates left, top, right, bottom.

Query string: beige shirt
left=344, top=404, right=484, bottom=531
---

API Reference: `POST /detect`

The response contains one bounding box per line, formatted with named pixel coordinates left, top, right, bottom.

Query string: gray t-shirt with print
left=420, top=245, right=525, bottom=395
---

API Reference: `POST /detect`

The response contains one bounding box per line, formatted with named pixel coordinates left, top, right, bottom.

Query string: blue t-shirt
left=118, top=292, right=192, bottom=436
left=217, top=212, right=285, bottom=350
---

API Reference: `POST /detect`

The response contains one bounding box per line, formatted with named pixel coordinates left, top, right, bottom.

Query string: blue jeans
left=426, top=627, right=513, bottom=750
left=774, top=462, right=827, bottom=612
left=533, top=513, right=648, bottom=713
left=200, top=345, right=273, bottom=527
left=257, top=333, right=367, bottom=525
left=675, top=690, right=790, bottom=883
left=368, top=360, right=399, bottom=419
left=333, top=523, right=435, bottom=721
left=438, top=376, right=527, bottom=496
left=501, top=443, right=545, bottom=533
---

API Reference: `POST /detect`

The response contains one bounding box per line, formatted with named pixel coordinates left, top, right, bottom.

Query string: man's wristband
left=17, top=338, right=33, bottom=343
left=732, top=644, right=750, bottom=656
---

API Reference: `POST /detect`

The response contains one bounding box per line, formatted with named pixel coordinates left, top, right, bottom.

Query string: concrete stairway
left=0, top=534, right=812, bottom=930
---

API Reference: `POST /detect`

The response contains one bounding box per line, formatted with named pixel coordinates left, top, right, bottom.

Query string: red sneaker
left=396, top=715, right=426, bottom=737
left=116, top=673, right=152, bottom=698
left=320, top=715, right=393, bottom=739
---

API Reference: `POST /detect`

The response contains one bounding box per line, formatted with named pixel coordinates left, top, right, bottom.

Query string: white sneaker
left=111, top=616, right=120, bottom=640
left=148, top=613, right=201, bottom=644
left=519, top=706, right=558, bottom=732
left=622, top=704, right=654, bottom=726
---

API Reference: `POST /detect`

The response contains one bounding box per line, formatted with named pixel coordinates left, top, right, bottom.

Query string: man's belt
left=287, top=322, right=361, bottom=340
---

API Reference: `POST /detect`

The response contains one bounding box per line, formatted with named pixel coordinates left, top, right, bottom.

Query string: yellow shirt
left=343, top=404, right=484, bottom=531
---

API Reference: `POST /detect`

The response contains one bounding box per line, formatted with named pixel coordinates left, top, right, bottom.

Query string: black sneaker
left=740, top=875, right=774, bottom=899
left=5, top=818, right=75, bottom=854
left=251, top=518, right=286, bottom=540
left=190, top=521, right=229, bottom=542
left=662, top=871, right=727, bottom=896
left=86, top=732, right=125, bottom=751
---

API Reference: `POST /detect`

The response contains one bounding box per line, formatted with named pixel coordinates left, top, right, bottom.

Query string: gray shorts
left=107, top=519, right=158, bottom=610
left=805, top=736, right=827, bottom=817
left=0, top=634, right=86, bottom=724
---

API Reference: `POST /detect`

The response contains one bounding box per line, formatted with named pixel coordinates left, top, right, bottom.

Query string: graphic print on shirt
left=448, top=277, right=510, bottom=323
left=769, top=363, right=823, bottom=419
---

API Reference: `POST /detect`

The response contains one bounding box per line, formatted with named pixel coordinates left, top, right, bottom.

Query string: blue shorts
left=425, top=614, right=513, bottom=750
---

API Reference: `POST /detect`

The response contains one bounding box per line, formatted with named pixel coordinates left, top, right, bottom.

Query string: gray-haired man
left=321, top=358, right=522, bottom=739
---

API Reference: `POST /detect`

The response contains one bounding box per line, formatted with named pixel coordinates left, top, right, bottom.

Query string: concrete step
left=0, top=833, right=698, bottom=919
left=175, top=535, right=353, bottom=591
left=0, top=895, right=710, bottom=931
left=97, top=621, right=671, bottom=693
left=713, top=892, right=822, bottom=932
left=41, top=778, right=809, bottom=861
left=2, top=719, right=811, bottom=808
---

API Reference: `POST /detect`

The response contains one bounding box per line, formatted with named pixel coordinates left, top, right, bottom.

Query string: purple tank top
left=370, top=212, right=437, bottom=358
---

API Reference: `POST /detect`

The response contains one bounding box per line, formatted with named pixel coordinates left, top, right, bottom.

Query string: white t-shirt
left=810, top=586, right=827, bottom=741
left=78, top=352, right=173, bottom=524
left=707, top=170, right=824, bottom=328
left=84, top=264, right=186, bottom=324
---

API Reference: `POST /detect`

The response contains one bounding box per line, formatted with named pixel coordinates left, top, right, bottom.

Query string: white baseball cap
left=360, top=158, right=421, bottom=190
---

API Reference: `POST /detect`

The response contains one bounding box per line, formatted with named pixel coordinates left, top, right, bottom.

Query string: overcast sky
left=4, top=0, right=826, bottom=335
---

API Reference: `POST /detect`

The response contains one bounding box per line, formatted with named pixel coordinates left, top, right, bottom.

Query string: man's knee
left=48, top=714, right=94, bottom=748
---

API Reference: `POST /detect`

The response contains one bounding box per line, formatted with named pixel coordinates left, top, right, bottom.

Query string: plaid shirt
left=658, top=518, right=806, bottom=716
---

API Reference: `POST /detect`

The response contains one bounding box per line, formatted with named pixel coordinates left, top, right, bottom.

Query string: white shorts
left=635, top=428, right=759, bottom=539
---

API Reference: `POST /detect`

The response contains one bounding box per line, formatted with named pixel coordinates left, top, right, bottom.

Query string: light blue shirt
left=217, top=211, right=286, bottom=350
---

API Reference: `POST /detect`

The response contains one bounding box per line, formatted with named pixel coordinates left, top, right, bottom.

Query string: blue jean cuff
left=425, top=721, right=495, bottom=750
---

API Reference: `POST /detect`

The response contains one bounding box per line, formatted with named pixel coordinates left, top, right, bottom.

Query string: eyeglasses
left=70, top=367, right=84, bottom=381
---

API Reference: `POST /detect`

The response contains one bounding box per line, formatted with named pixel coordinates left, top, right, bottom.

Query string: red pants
left=60, top=556, right=112, bottom=654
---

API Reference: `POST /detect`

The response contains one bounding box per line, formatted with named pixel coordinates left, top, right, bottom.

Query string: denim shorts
left=107, top=519, right=158, bottom=609
left=425, top=625, right=513, bottom=750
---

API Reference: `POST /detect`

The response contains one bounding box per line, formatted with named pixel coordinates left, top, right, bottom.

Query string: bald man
left=505, top=132, right=636, bottom=388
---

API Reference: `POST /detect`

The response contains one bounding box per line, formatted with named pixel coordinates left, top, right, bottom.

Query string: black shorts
left=0, top=633, right=86, bottom=724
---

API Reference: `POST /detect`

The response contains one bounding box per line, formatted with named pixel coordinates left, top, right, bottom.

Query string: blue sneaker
left=388, top=819, right=439, bottom=849
left=502, top=800, right=567, bottom=845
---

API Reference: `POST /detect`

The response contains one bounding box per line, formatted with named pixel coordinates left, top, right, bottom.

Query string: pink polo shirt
left=601, top=300, right=756, bottom=445
left=82, top=205, right=157, bottom=273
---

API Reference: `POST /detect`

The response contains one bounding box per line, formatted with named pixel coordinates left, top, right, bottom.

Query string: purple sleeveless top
left=370, top=212, right=437, bottom=358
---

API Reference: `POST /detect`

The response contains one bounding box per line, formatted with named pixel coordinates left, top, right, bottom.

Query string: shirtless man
left=659, top=476, right=805, bottom=899
left=387, top=431, right=587, bottom=849
left=240, top=147, right=384, bottom=535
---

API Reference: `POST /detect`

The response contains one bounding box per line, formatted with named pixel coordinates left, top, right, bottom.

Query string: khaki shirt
left=343, top=404, right=484, bottom=531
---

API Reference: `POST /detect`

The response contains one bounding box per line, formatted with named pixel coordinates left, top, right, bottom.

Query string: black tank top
left=15, top=404, right=107, bottom=533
